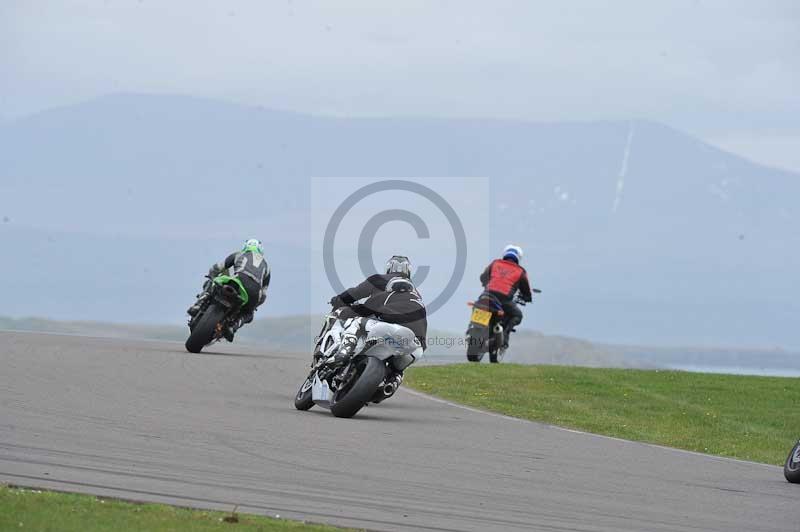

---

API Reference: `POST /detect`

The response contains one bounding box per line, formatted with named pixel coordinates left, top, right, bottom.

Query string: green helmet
left=242, top=238, right=264, bottom=255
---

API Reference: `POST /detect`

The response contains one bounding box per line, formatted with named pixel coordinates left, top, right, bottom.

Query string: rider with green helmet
left=188, top=239, right=271, bottom=341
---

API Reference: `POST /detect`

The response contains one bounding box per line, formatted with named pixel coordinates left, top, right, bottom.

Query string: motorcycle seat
left=478, top=291, right=504, bottom=311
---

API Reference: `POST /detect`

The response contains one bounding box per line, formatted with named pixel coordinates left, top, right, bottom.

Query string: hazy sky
left=3, top=0, right=799, bottom=169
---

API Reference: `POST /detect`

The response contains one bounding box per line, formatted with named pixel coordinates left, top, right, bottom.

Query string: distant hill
left=0, top=315, right=318, bottom=352
left=4, top=315, right=798, bottom=373
left=1, top=93, right=798, bottom=348
left=0, top=314, right=633, bottom=366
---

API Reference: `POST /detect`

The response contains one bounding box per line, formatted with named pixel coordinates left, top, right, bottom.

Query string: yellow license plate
left=470, top=308, right=492, bottom=326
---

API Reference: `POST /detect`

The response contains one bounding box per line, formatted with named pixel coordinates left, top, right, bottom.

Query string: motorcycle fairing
left=311, top=374, right=333, bottom=406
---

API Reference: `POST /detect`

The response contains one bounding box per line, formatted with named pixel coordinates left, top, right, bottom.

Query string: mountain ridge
left=1, top=93, right=797, bottom=348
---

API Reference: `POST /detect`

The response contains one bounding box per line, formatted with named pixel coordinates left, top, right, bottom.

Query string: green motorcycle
left=185, top=275, right=248, bottom=353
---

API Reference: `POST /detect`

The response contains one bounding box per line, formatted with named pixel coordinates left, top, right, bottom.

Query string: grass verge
left=0, top=485, right=359, bottom=532
left=405, top=364, right=799, bottom=465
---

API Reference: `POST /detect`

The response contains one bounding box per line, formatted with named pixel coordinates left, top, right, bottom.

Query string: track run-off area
left=0, top=331, right=796, bottom=531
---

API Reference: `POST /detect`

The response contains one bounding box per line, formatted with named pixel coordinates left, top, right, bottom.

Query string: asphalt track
left=0, top=331, right=796, bottom=531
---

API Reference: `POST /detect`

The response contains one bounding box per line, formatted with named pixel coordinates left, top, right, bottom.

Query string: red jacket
left=480, top=259, right=533, bottom=301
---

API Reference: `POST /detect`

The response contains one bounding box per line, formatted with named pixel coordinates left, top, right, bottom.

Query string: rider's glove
left=329, top=295, right=345, bottom=309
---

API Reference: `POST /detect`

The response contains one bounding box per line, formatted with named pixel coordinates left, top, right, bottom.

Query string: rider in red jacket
left=479, top=245, right=533, bottom=347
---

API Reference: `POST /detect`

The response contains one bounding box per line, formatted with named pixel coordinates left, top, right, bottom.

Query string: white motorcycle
left=294, top=311, right=420, bottom=418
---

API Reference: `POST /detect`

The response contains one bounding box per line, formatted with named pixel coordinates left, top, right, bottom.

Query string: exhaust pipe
left=382, top=381, right=399, bottom=396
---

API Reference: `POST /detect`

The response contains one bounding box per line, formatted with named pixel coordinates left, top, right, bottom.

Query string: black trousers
left=238, top=275, right=263, bottom=315
left=488, top=291, right=523, bottom=328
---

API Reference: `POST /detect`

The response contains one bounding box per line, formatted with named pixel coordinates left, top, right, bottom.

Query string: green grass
left=406, top=364, right=800, bottom=465
left=0, top=486, right=358, bottom=532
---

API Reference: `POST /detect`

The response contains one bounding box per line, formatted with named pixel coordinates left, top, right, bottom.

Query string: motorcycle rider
left=479, top=244, right=532, bottom=348
left=330, top=276, right=427, bottom=394
left=187, top=239, right=271, bottom=341
left=329, top=255, right=412, bottom=309
left=314, top=255, right=413, bottom=359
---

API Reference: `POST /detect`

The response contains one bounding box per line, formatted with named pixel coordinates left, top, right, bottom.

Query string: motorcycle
left=295, top=317, right=419, bottom=418
left=785, top=440, right=800, bottom=483
left=185, top=275, right=248, bottom=353
left=465, top=289, right=539, bottom=363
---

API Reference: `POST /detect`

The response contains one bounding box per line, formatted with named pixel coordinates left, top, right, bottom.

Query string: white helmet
left=385, top=255, right=412, bottom=277
left=502, top=244, right=523, bottom=263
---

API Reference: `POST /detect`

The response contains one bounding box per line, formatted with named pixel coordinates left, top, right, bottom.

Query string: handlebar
left=515, top=288, right=541, bottom=305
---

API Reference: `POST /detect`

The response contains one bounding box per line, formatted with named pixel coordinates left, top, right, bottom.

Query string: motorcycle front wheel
left=294, top=374, right=315, bottom=411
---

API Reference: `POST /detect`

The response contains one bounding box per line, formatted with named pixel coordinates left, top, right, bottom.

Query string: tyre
left=330, top=357, right=386, bottom=418
left=489, top=332, right=506, bottom=363
left=294, top=375, right=315, bottom=411
left=185, top=305, right=226, bottom=353
left=466, top=330, right=485, bottom=362
left=785, top=441, right=800, bottom=483
left=467, top=344, right=484, bottom=362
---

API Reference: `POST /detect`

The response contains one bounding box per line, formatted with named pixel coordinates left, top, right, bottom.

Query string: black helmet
left=386, top=276, right=415, bottom=293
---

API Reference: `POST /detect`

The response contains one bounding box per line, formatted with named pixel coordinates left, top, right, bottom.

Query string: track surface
left=0, top=331, right=796, bottom=531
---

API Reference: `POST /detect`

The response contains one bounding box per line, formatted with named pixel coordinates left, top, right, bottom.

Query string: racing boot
left=330, top=333, right=358, bottom=366
left=503, top=312, right=521, bottom=348
left=223, top=324, right=236, bottom=342
left=502, top=327, right=518, bottom=349
left=224, top=311, right=253, bottom=342
left=239, top=310, right=254, bottom=326
left=187, top=293, right=207, bottom=316
left=187, top=281, right=213, bottom=316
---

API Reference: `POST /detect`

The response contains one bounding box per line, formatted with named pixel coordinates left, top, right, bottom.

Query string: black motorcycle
left=465, top=290, right=539, bottom=363
left=185, top=275, right=248, bottom=353
left=785, top=440, right=800, bottom=483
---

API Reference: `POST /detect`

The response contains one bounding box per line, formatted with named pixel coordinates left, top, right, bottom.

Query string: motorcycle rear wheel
left=330, top=357, right=386, bottom=418
left=185, top=304, right=226, bottom=353
left=466, top=331, right=485, bottom=362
